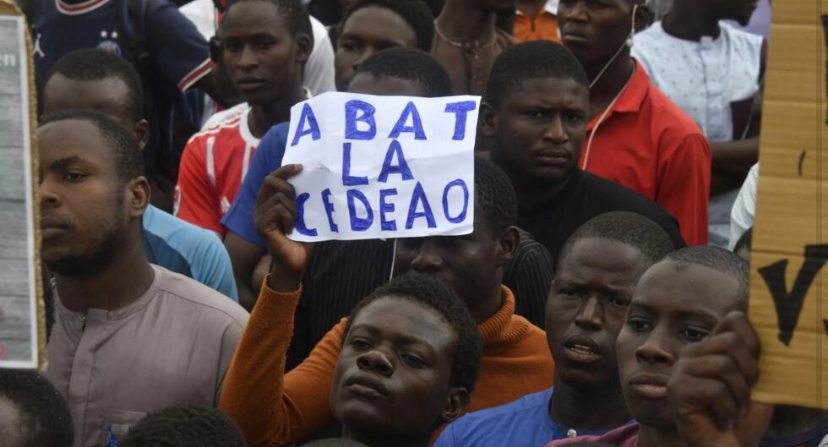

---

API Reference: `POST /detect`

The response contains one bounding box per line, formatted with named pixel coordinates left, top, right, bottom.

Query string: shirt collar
left=586, top=59, right=650, bottom=130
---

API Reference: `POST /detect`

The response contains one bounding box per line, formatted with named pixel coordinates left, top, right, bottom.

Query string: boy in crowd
left=175, top=0, right=312, bottom=235
left=432, top=0, right=516, bottom=95
left=632, top=0, right=765, bottom=247
left=556, top=0, right=711, bottom=246
left=121, top=405, right=246, bottom=447
left=220, top=157, right=554, bottom=446
left=0, top=370, right=73, bottom=447
left=434, top=211, right=675, bottom=447
left=39, top=111, right=248, bottom=447
left=41, top=49, right=238, bottom=300
left=545, top=246, right=774, bottom=447
left=483, top=40, right=685, bottom=269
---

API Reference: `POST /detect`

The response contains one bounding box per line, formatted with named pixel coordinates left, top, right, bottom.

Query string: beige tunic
left=44, top=265, right=249, bottom=447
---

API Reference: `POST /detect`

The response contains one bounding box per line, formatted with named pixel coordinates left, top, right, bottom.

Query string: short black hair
left=341, top=0, right=435, bottom=52
left=474, top=156, right=517, bottom=235
left=43, top=49, right=144, bottom=122
left=0, top=370, right=73, bottom=447
left=342, top=272, right=483, bottom=394
left=355, top=48, right=452, bottom=97
left=120, top=405, right=246, bottom=447
left=666, top=245, right=750, bottom=310
left=223, top=0, right=314, bottom=50
left=303, top=439, right=369, bottom=447
left=734, top=227, right=753, bottom=256
left=486, top=40, right=589, bottom=108
left=39, top=110, right=145, bottom=183
left=559, top=211, right=676, bottom=268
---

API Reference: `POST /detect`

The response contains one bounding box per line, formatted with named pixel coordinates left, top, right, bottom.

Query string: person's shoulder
left=153, top=266, right=249, bottom=325
left=310, top=15, right=328, bottom=41
left=200, top=103, right=249, bottom=132
left=581, top=171, right=672, bottom=215
left=633, top=21, right=668, bottom=48
left=257, top=121, right=292, bottom=153
left=144, top=206, right=226, bottom=256
left=449, top=388, right=554, bottom=430
left=720, top=21, right=765, bottom=47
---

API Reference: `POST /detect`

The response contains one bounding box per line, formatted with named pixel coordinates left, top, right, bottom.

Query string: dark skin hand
left=668, top=311, right=774, bottom=447
left=253, top=164, right=314, bottom=293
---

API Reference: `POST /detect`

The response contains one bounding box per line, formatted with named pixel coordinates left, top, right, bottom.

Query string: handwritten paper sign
left=748, top=0, right=828, bottom=409
left=0, top=0, right=45, bottom=370
left=282, top=92, right=480, bottom=242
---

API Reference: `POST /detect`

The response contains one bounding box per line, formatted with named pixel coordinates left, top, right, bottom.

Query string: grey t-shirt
left=44, top=265, right=249, bottom=447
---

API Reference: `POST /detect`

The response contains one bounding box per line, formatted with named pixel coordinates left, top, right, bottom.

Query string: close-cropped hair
left=43, top=49, right=144, bottom=122
left=355, top=47, right=452, bottom=97
left=223, top=0, right=314, bottom=50
left=120, top=405, right=246, bottom=447
left=0, top=369, right=73, bottom=447
left=39, top=110, right=145, bottom=183
left=342, top=272, right=483, bottom=394
left=474, top=156, right=518, bottom=235
left=558, top=211, right=675, bottom=268
left=486, top=40, right=588, bottom=108
left=666, top=245, right=750, bottom=309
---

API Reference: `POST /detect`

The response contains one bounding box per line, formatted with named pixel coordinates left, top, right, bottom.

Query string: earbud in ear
left=626, top=37, right=634, bottom=48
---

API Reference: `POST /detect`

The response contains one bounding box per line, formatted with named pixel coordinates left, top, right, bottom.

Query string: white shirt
left=728, top=162, right=759, bottom=249
left=632, top=21, right=763, bottom=142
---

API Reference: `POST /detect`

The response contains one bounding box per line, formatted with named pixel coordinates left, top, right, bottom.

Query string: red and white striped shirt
left=175, top=104, right=259, bottom=236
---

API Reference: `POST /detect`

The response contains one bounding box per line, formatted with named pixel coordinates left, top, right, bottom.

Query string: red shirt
left=579, top=60, right=711, bottom=246
left=175, top=104, right=260, bottom=236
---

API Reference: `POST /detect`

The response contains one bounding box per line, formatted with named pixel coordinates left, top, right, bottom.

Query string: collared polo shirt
left=579, top=60, right=711, bottom=246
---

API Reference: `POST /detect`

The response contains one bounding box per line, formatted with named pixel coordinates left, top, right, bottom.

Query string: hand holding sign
left=254, top=164, right=314, bottom=292
left=282, top=92, right=480, bottom=242
left=668, top=311, right=774, bottom=447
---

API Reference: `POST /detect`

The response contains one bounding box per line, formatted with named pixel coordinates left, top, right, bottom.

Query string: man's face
left=545, top=238, right=649, bottom=390
left=220, top=1, right=305, bottom=105
left=330, top=297, right=456, bottom=440
left=38, top=120, right=129, bottom=276
left=616, top=260, right=742, bottom=429
left=334, top=6, right=418, bottom=92
left=394, top=216, right=504, bottom=317
left=347, top=72, right=426, bottom=97
left=42, top=74, right=145, bottom=147
left=558, top=0, right=635, bottom=68
left=486, top=77, right=588, bottom=186
left=714, top=0, right=758, bottom=26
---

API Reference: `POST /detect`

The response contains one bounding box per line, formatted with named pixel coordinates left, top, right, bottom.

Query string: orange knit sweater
left=219, top=281, right=554, bottom=447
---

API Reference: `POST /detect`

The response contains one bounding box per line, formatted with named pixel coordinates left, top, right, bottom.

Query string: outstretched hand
left=254, top=164, right=314, bottom=292
left=668, top=311, right=774, bottom=447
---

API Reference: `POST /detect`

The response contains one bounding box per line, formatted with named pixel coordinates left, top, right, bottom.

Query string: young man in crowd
left=434, top=211, right=675, bottom=446
left=544, top=246, right=774, bottom=447
left=39, top=111, right=249, bottom=447
left=0, top=370, right=73, bottom=447
left=334, top=0, right=435, bottom=92
left=175, top=0, right=312, bottom=235
left=41, top=49, right=238, bottom=300
left=632, top=0, right=765, bottom=247
left=180, top=0, right=336, bottom=123
left=121, top=405, right=247, bottom=447
left=432, top=0, right=516, bottom=95
left=483, top=40, right=685, bottom=269
left=220, top=157, right=554, bottom=447
left=30, top=0, right=235, bottom=210
left=556, top=0, right=711, bottom=246
left=224, top=49, right=554, bottom=339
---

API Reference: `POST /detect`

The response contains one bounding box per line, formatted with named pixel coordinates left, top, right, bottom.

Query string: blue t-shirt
left=434, top=388, right=623, bottom=447
left=221, top=122, right=291, bottom=247
left=143, top=205, right=238, bottom=301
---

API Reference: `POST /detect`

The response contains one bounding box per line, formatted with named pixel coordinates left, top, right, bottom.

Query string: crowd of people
left=3, top=0, right=827, bottom=445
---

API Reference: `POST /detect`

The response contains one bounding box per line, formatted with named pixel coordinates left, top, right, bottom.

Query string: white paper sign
left=282, top=92, right=480, bottom=242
